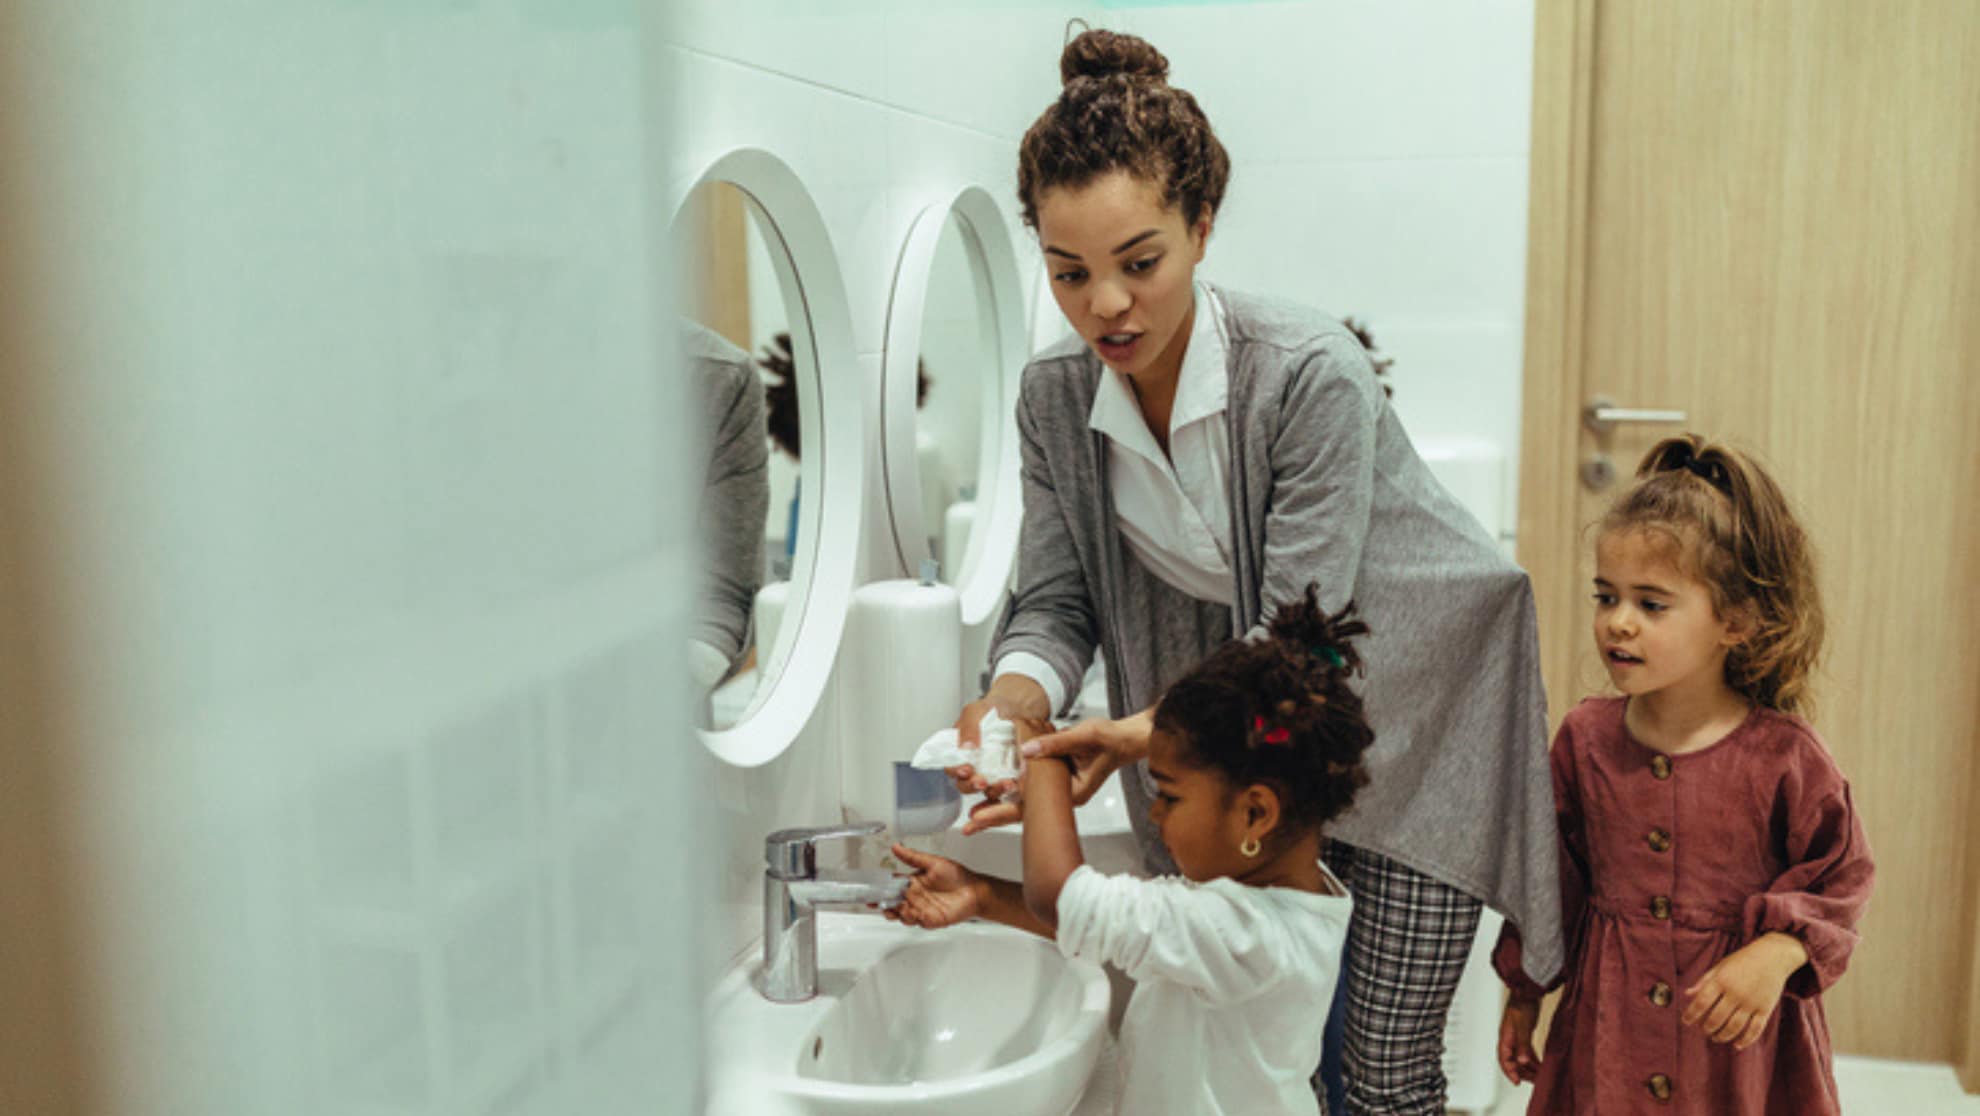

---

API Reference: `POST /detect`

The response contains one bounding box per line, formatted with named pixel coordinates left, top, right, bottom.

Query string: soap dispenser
left=835, top=560, right=962, bottom=833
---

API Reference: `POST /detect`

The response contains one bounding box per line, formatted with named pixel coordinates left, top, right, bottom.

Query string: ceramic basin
left=706, top=913, right=1110, bottom=1115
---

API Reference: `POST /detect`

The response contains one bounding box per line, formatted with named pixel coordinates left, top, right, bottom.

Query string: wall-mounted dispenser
left=837, top=561, right=962, bottom=831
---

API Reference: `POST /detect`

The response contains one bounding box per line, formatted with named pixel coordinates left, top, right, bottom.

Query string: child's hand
left=1683, top=932, right=1808, bottom=1050
left=884, top=844, right=984, bottom=930
left=1496, top=997, right=1542, bottom=1085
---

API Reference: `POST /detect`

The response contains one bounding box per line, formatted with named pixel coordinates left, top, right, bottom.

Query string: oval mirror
left=669, top=149, right=860, bottom=765
left=879, top=187, right=1027, bottom=628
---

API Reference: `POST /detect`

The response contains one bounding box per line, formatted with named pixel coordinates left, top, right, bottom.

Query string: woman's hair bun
left=1060, top=28, right=1169, bottom=86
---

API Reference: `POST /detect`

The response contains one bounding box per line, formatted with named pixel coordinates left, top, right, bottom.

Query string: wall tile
left=1202, top=155, right=1530, bottom=323
left=1117, top=0, right=1534, bottom=162
left=667, top=0, right=894, bottom=105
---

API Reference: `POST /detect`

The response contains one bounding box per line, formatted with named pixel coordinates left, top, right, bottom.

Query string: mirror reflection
left=673, top=179, right=802, bottom=730
left=913, top=213, right=995, bottom=586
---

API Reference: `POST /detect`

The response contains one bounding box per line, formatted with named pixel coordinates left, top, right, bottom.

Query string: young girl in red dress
left=1493, top=435, right=1874, bottom=1115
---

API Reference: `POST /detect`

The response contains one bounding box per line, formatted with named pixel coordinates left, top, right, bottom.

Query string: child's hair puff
left=1602, top=434, right=1825, bottom=715
left=1153, top=585, right=1374, bottom=833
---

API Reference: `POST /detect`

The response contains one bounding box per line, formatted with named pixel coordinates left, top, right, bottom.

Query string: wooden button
left=1647, top=828, right=1672, bottom=852
left=1649, top=981, right=1673, bottom=1007
left=1647, top=1073, right=1673, bottom=1101
left=1650, top=895, right=1672, bottom=920
left=1650, top=754, right=1673, bottom=779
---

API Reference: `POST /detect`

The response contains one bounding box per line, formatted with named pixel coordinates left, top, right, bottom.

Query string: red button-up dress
left=1494, top=697, right=1875, bottom=1115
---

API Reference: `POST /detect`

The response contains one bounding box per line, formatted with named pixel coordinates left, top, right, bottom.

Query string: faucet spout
left=788, top=868, right=911, bottom=910
left=758, top=822, right=909, bottom=1003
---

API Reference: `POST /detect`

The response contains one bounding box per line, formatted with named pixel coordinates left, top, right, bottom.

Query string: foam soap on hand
left=909, top=709, right=1023, bottom=784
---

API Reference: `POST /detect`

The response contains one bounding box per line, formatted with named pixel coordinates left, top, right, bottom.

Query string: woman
left=947, top=28, right=1562, bottom=1115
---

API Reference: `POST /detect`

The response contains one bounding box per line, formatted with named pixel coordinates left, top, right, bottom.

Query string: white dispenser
left=836, top=562, right=962, bottom=830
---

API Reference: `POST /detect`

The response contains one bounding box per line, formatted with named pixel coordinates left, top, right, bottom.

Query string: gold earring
left=1240, top=837, right=1261, bottom=858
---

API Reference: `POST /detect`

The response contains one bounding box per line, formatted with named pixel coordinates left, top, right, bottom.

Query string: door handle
left=1583, top=395, right=1688, bottom=436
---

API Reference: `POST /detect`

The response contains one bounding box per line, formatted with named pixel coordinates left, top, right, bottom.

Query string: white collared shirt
left=998, top=286, right=1233, bottom=713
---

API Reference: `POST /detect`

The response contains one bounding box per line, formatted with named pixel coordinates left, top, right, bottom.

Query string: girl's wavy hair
left=1017, top=26, right=1230, bottom=230
left=1602, top=435, right=1825, bottom=715
left=1153, top=586, right=1375, bottom=834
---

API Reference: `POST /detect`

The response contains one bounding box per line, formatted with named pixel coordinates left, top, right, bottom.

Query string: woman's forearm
left=984, top=673, right=1053, bottom=721
left=1021, top=758, right=1084, bottom=927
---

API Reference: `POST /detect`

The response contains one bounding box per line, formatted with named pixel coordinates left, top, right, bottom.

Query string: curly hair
left=1601, top=435, right=1825, bottom=715
left=1017, top=27, right=1231, bottom=230
left=755, top=331, right=800, bottom=460
left=1152, top=586, right=1375, bottom=834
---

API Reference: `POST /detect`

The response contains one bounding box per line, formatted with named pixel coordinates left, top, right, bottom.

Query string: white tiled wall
left=671, top=0, right=1538, bottom=973
left=10, top=4, right=698, bottom=1114
left=1112, top=0, right=1536, bottom=534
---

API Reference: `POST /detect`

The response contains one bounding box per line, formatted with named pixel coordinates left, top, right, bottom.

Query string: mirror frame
left=670, top=148, right=862, bottom=766
left=878, top=186, right=1027, bottom=626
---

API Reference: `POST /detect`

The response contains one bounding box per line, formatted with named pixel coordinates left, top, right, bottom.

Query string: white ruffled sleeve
left=1055, top=866, right=1297, bottom=1008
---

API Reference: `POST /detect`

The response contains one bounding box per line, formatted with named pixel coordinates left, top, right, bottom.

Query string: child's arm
left=1491, top=722, right=1586, bottom=1084
left=1496, top=997, right=1542, bottom=1085
left=1681, top=932, right=1809, bottom=1050
left=886, top=844, right=1055, bottom=939
left=1020, top=754, right=1084, bottom=929
left=1685, top=757, right=1874, bottom=1049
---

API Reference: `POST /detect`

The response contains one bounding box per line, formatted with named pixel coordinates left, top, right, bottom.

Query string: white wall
left=1112, top=0, right=1536, bottom=540
left=6, top=4, right=698, bottom=1115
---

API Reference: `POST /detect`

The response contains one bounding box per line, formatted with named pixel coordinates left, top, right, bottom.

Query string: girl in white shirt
left=889, top=586, right=1373, bottom=1115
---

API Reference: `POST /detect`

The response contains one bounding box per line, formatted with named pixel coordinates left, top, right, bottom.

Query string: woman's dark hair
left=1153, top=585, right=1375, bottom=834
left=1601, top=435, right=1824, bottom=715
left=1017, top=27, right=1230, bottom=230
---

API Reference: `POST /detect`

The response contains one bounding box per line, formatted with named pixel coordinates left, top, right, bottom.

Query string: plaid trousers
left=1321, top=841, right=1483, bottom=1116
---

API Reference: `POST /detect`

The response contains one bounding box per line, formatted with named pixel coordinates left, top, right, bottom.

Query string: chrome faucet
left=760, top=820, right=910, bottom=1003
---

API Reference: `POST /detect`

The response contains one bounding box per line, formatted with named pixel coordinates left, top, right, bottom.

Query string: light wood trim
left=1966, top=677, right=1980, bottom=1090
left=1516, top=0, right=1600, bottom=1051
left=684, top=182, right=753, bottom=351
left=0, top=19, right=97, bottom=1110
left=1515, top=0, right=1598, bottom=726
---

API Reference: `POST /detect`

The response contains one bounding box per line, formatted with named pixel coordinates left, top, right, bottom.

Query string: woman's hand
left=944, top=675, right=1051, bottom=800
left=961, top=711, right=1153, bottom=835
left=1683, top=932, right=1808, bottom=1049
left=1496, top=997, right=1542, bottom=1084
left=883, top=844, right=985, bottom=930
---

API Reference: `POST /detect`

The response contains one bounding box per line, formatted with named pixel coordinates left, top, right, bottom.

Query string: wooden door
left=1518, top=0, right=1980, bottom=1074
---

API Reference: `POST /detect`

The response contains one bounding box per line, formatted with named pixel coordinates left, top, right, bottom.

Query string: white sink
left=706, top=913, right=1110, bottom=1115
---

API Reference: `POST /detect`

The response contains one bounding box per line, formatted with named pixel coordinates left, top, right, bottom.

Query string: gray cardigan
left=685, top=321, right=769, bottom=671
left=990, top=285, right=1563, bottom=983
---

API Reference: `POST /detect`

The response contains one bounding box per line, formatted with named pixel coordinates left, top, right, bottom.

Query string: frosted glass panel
left=9, top=3, right=701, bottom=1115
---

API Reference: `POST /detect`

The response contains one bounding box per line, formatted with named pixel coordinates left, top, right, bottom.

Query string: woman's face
left=1035, top=170, right=1209, bottom=382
